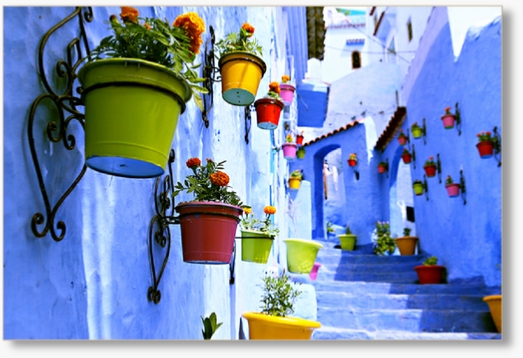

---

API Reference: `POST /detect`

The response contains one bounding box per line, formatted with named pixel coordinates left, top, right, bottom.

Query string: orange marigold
left=281, top=75, right=291, bottom=83
left=269, top=82, right=280, bottom=94
left=120, top=6, right=139, bottom=24
left=242, top=22, right=255, bottom=37
left=264, top=206, right=277, bottom=215
left=186, top=157, right=201, bottom=168
left=173, top=12, right=205, bottom=55
left=144, top=22, right=151, bottom=31
left=210, top=171, right=230, bottom=187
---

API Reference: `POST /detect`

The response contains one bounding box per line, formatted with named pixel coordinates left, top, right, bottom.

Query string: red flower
left=210, top=171, right=230, bottom=187
left=269, top=82, right=280, bottom=94
left=120, top=6, right=139, bottom=24
left=186, top=157, right=201, bottom=168
left=241, top=22, right=255, bottom=37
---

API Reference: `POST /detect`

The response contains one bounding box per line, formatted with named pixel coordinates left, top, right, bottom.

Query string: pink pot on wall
left=445, top=183, right=460, bottom=197
left=441, top=114, right=455, bottom=129
left=282, top=143, right=297, bottom=160
left=280, top=83, right=295, bottom=106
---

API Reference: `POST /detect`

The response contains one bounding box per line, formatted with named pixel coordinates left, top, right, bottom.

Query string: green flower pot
left=412, top=126, right=422, bottom=138
left=78, top=58, right=192, bottom=178
left=241, top=230, right=274, bottom=264
left=284, top=238, right=323, bottom=274
left=413, top=182, right=424, bottom=195
left=338, top=234, right=357, bottom=251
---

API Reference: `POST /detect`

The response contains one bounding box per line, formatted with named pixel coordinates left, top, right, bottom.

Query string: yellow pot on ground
left=242, top=312, right=321, bottom=340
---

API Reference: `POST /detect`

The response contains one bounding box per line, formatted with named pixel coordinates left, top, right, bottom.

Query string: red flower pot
left=378, top=164, right=387, bottom=174
left=398, top=135, right=407, bottom=145
left=414, top=265, right=445, bottom=284
left=175, top=201, right=242, bottom=264
left=348, top=159, right=357, bottom=167
left=441, top=114, right=455, bottom=129
left=424, top=164, right=437, bottom=177
left=477, top=141, right=494, bottom=158
left=296, top=134, right=304, bottom=146
left=402, top=153, right=412, bottom=164
left=445, top=183, right=460, bottom=197
left=254, top=98, right=284, bottom=130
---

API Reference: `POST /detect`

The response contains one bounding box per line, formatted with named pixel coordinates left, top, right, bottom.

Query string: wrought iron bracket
left=422, top=175, right=429, bottom=201
left=436, top=153, right=442, bottom=183
left=411, top=144, right=417, bottom=169
left=459, top=169, right=467, bottom=205
left=147, top=149, right=181, bottom=304
left=350, top=162, right=360, bottom=181
left=492, top=126, right=502, bottom=167
left=28, top=7, right=92, bottom=242
left=201, top=25, right=221, bottom=129
left=420, top=117, right=427, bottom=145
left=244, top=104, right=255, bottom=144
left=229, top=241, right=236, bottom=285
left=454, top=102, right=462, bottom=136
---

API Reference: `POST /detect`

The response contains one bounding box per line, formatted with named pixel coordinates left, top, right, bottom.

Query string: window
left=407, top=18, right=413, bottom=42
left=351, top=51, right=361, bottom=69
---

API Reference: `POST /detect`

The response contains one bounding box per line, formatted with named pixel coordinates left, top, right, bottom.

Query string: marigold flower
left=264, top=206, right=277, bottom=215
left=144, top=22, right=151, bottom=31
left=173, top=12, right=205, bottom=55
left=186, top=157, right=201, bottom=168
left=206, top=158, right=213, bottom=163
left=120, top=6, right=139, bottom=24
left=243, top=207, right=252, bottom=215
left=269, top=82, right=280, bottom=94
left=242, top=22, right=255, bottom=37
left=445, top=106, right=451, bottom=112
left=210, top=171, right=230, bottom=187
left=281, top=75, right=291, bottom=83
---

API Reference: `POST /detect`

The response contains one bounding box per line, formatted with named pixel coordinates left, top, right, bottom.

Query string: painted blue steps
left=310, top=238, right=501, bottom=340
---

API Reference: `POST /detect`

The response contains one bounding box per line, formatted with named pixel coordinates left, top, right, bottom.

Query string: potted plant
left=279, top=74, right=295, bottom=106
left=337, top=225, right=357, bottom=251
left=254, top=82, right=284, bottom=130
left=173, top=158, right=243, bottom=264
left=414, top=256, right=446, bottom=284
left=288, top=170, right=303, bottom=190
left=402, top=148, right=412, bottom=164
left=296, top=131, right=304, bottom=146
left=284, top=238, right=323, bottom=274
left=483, top=295, right=502, bottom=333
left=423, top=156, right=437, bottom=177
left=397, top=129, right=408, bottom=145
left=201, top=312, right=223, bottom=340
left=445, top=175, right=461, bottom=197
left=281, top=134, right=298, bottom=160
left=412, top=179, right=424, bottom=196
left=239, top=205, right=279, bottom=264
left=242, top=272, right=321, bottom=340
left=215, top=22, right=266, bottom=106
left=476, top=131, right=498, bottom=158
left=296, top=146, right=306, bottom=159
left=78, top=7, right=208, bottom=178
left=441, top=106, right=456, bottom=129
left=372, top=221, right=396, bottom=256
left=347, top=153, right=358, bottom=167
left=377, top=161, right=388, bottom=174
left=411, top=122, right=422, bottom=139
left=394, top=227, right=418, bottom=256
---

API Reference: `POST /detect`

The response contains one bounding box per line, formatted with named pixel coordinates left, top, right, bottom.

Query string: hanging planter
left=284, top=238, right=323, bottom=274
left=397, top=129, right=408, bottom=145
left=296, top=132, right=304, bottom=146
left=411, top=122, right=423, bottom=139
left=445, top=175, right=460, bottom=197
left=288, top=170, right=303, bottom=190
left=280, top=84, right=295, bottom=106
left=296, top=147, right=306, bottom=159
left=441, top=106, right=456, bottom=129
left=347, top=153, right=358, bottom=167
left=402, top=149, right=412, bottom=164
left=254, top=98, right=284, bottom=129
left=216, top=24, right=267, bottom=106
left=239, top=206, right=278, bottom=264
left=423, top=156, right=437, bottom=177
left=79, top=58, right=192, bottom=178
left=476, top=131, right=498, bottom=158
left=282, top=134, right=298, bottom=160
left=412, top=180, right=424, bottom=196
left=414, top=256, right=446, bottom=284
left=483, top=295, right=502, bottom=333
left=377, top=161, right=388, bottom=174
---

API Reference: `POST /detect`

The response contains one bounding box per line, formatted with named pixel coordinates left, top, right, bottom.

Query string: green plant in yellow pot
left=79, top=7, right=208, bottom=178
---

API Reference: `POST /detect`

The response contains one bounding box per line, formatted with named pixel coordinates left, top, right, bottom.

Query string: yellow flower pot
left=288, top=178, right=301, bottom=190
left=218, top=51, right=267, bottom=106
left=483, top=295, right=502, bottom=333
left=284, top=238, right=323, bottom=274
left=242, top=312, right=321, bottom=340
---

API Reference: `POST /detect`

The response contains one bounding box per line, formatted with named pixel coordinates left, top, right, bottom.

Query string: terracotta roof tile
left=302, top=119, right=363, bottom=147
left=374, top=106, right=407, bottom=151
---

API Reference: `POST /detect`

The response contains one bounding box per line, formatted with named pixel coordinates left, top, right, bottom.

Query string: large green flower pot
left=338, top=234, right=357, bottom=251
left=78, top=58, right=192, bottom=178
left=284, top=239, right=323, bottom=274
left=241, top=230, right=274, bottom=264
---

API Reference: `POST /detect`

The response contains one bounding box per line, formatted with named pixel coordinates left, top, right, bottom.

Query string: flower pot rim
left=218, top=51, right=267, bottom=74
left=282, top=143, right=297, bottom=148
left=477, top=141, right=494, bottom=146
left=241, top=312, right=321, bottom=329
left=441, top=114, right=455, bottom=119
left=337, top=234, right=357, bottom=239
left=483, top=294, right=502, bottom=302
left=254, top=97, right=284, bottom=108
left=280, top=83, right=296, bottom=91
left=423, top=164, right=436, bottom=168
left=395, top=236, right=418, bottom=241
left=284, top=238, right=323, bottom=249
left=241, top=229, right=274, bottom=239
left=414, top=265, right=445, bottom=270
left=175, top=201, right=243, bottom=211
left=445, top=183, right=460, bottom=188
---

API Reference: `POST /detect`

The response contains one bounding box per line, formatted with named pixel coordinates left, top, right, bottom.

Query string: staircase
left=310, top=238, right=501, bottom=340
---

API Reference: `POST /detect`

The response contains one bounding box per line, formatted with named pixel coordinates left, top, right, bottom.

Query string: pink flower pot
left=446, top=183, right=460, bottom=197
left=441, top=114, right=455, bottom=129
left=309, top=262, right=321, bottom=280
left=282, top=143, right=297, bottom=160
left=280, top=83, right=295, bottom=106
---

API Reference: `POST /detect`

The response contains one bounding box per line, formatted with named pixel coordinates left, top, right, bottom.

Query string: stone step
left=316, top=307, right=497, bottom=332
left=316, top=251, right=427, bottom=265
left=316, top=292, right=492, bottom=311
left=318, top=261, right=426, bottom=273
left=311, top=326, right=502, bottom=340
left=316, top=270, right=420, bottom=283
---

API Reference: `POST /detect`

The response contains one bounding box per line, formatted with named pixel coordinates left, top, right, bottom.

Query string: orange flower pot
left=394, top=236, right=418, bottom=255
left=483, top=295, right=502, bottom=333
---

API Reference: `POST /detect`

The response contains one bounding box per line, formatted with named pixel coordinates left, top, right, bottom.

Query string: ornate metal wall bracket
left=422, top=175, right=429, bottom=201
left=350, top=163, right=360, bottom=180
left=28, top=7, right=92, bottom=242
left=492, top=126, right=502, bottom=167
left=459, top=169, right=467, bottom=205
left=229, top=241, right=236, bottom=285
left=435, top=154, right=442, bottom=183
left=147, top=149, right=180, bottom=304
left=420, top=118, right=427, bottom=145
left=411, top=144, right=417, bottom=169
left=201, top=25, right=221, bottom=129
left=454, top=102, right=462, bottom=136
left=244, top=104, right=255, bottom=144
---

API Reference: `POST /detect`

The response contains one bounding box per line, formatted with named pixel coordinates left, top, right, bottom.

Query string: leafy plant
left=201, top=312, right=223, bottom=340
left=411, top=122, right=420, bottom=130
left=285, top=133, right=295, bottom=143
left=477, top=131, right=498, bottom=144
left=403, top=227, right=411, bottom=236
left=443, top=106, right=453, bottom=116
left=265, top=82, right=283, bottom=102
left=172, top=158, right=243, bottom=207
left=349, top=153, right=357, bottom=162
left=373, top=221, right=396, bottom=255
left=87, top=6, right=208, bottom=111
left=326, top=221, right=335, bottom=233
left=402, top=148, right=410, bottom=155
left=398, top=129, right=407, bottom=139
left=215, top=22, right=263, bottom=58
left=259, top=272, right=301, bottom=317
left=424, top=156, right=436, bottom=167
left=345, top=225, right=353, bottom=235
left=423, top=256, right=438, bottom=266
left=445, top=175, right=453, bottom=185
left=240, top=205, right=279, bottom=237
left=290, top=169, right=303, bottom=179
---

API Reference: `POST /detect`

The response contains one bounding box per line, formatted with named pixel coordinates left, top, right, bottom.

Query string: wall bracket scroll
left=201, top=25, right=222, bottom=128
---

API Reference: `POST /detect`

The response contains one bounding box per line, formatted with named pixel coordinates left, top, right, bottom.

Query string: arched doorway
left=390, top=149, right=415, bottom=240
